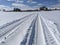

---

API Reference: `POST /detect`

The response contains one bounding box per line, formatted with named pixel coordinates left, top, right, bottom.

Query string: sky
left=0, top=0, right=60, bottom=9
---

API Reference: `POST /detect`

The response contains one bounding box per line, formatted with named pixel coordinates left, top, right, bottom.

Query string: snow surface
left=0, top=11, right=60, bottom=45
left=0, top=12, right=35, bottom=26
left=39, top=11, right=60, bottom=32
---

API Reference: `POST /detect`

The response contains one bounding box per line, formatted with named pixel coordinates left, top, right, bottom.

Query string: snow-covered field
left=39, top=11, right=60, bottom=32
left=0, top=11, right=60, bottom=45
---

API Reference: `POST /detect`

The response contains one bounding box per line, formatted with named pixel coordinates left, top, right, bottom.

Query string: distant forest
left=2, top=6, right=60, bottom=12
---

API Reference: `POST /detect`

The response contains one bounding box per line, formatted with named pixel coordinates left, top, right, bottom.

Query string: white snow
left=0, top=11, right=60, bottom=45
left=0, top=12, right=35, bottom=26
left=39, top=11, right=60, bottom=32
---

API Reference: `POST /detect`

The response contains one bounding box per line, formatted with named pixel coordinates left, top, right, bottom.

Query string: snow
left=0, top=12, right=37, bottom=45
left=41, top=15, right=60, bottom=45
left=0, top=11, right=60, bottom=45
left=39, top=11, right=60, bottom=32
left=35, top=15, right=46, bottom=45
left=0, top=12, right=35, bottom=26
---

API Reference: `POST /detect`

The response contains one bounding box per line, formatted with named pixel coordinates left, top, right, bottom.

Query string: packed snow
left=0, top=11, right=60, bottom=45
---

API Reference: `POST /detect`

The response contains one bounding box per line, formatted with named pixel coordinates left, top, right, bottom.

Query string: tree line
left=2, top=6, right=60, bottom=12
